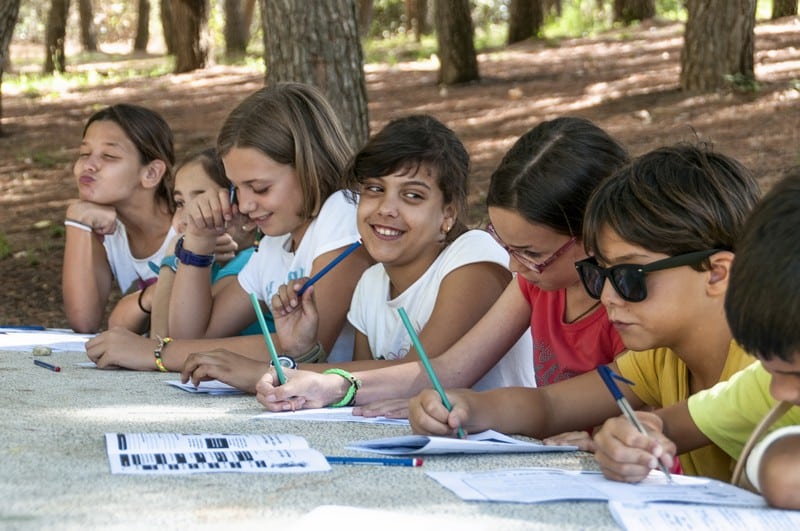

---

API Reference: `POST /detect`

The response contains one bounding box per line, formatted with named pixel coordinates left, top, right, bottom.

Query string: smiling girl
left=63, top=104, right=176, bottom=334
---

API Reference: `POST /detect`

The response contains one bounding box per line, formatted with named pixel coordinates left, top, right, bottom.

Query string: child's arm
left=746, top=427, right=800, bottom=509
left=62, top=201, right=118, bottom=332
left=107, top=286, right=152, bottom=334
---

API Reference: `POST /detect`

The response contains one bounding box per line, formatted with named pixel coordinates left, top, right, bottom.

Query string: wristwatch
left=271, top=356, right=297, bottom=369
left=174, top=236, right=215, bottom=268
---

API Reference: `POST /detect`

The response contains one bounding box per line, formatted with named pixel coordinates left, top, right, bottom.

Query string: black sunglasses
left=575, top=249, right=722, bottom=303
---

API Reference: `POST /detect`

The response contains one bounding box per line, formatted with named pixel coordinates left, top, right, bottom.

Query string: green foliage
left=725, top=73, right=761, bottom=93
left=0, top=234, right=10, bottom=260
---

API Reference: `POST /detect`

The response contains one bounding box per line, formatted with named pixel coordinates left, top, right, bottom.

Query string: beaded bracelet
left=154, top=335, right=172, bottom=372
left=323, top=368, right=361, bottom=407
left=64, top=219, right=93, bottom=232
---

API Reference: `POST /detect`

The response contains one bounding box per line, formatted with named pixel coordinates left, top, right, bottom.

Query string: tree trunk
left=772, top=0, right=798, bottom=19
left=613, top=0, right=655, bottom=24
left=0, top=0, right=21, bottom=137
left=44, top=0, right=70, bottom=73
left=78, top=0, right=97, bottom=52
left=359, top=0, right=373, bottom=36
left=243, top=0, right=257, bottom=43
left=134, top=0, right=150, bottom=52
left=406, top=0, right=430, bottom=41
left=172, top=0, right=208, bottom=73
left=261, top=0, right=369, bottom=150
left=161, top=0, right=176, bottom=55
left=224, top=0, right=248, bottom=57
left=680, top=0, right=756, bottom=92
left=508, top=0, right=544, bottom=45
left=434, top=0, right=479, bottom=85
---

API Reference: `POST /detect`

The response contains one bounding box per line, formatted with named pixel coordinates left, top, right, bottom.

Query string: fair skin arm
left=592, top=401, right=712, bottom=483
left=107, top=285, right=152, bottom=334
left=407, top=361, right=637, bottom=439
left=757, top=435, right=800, bottom=509
left=62, top=201, right=118, bottom=333
left=254, top=282, right=532, bottom=411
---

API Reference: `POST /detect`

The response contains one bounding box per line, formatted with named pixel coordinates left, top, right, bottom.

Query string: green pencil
left=249, top=292, right=286, bottom=385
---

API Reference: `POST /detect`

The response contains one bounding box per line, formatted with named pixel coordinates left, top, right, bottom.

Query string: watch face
left=274, top=356, right=297, bottom=369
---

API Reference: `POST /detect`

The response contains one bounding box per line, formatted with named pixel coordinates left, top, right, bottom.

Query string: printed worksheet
left=253, top=407, right=410, bottom=426
left=347, top=429, right=577, bottom=455
left=165, top=379, right=246, bottom=395
left=0, top=327, right=93, bottom=352
left=608, top=501, right=800, bottom=530
left=427, top=468, right=765, bottom=507
left=105, top=433, right=331, bottom=474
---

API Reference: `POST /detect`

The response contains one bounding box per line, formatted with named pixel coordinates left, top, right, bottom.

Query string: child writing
left=181, top=114, right=534, bottom=393
left=63, top=103, right=177, bottom=334
left=244, top=117, right=627, bottom=412
left=592, top=169, right=800, bottom=508
left=146, top=147, right=260, bottom=339
left=85, top=82, right=372, bottom=370
left=408, top=142, right=761, bottom=482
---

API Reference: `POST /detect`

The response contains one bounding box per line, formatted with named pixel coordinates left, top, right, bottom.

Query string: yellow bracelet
left=154, top=336, right=172, bottom=372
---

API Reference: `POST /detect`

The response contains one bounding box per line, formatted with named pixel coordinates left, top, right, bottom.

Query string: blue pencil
left=297, top=241, right=362, bottom=297
left=326, top=456, right=423, bottom=467
left=249, top=293, right=287, bottom=385
left=397, top=307, right=466, bottom=439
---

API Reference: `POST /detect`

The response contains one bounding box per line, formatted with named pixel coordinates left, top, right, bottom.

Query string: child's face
left=762, top=354, right=800, bottom=406
left=222, top=147, right=305, bottom=241
left=74, top=120, right=149, bottom=204
left=486, top=207, right=585, bottom=291
left=357, top=166, right=454, bottom=271
left=591, top=225, right=719, bottom=352
left=173, top=160, right=221, bottom=232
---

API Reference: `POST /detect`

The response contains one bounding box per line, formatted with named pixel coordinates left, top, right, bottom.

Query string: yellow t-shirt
left=689, top=362, right=800, bottom=461
left=615, top=341, right=755, bottom=481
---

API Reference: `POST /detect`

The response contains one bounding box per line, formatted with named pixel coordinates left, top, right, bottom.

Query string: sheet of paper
left=347, top=429, right=577, bottom=455
left=253, top=407, right=410, bottom=426
left=165, top=379, right=246, bottom=395
left=427, top=468, right=765, bottom=507
left=105, top=432, right=331, bottom=474
left=608, top=501, right=800, bottom=530
left=0, top=328, right=93, bottom=352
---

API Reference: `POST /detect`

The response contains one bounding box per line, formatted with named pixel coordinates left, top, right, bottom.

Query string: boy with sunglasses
left=593, top=170, right=800, bottom=509
left=408, top=143, right=761, bottom=482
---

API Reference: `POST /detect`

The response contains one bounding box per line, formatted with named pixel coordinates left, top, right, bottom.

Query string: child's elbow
left=758, top=438, right=800, bottom=509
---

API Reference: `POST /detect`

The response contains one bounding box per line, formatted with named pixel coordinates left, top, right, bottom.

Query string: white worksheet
left=253, top=407, right=410, bottom=426
left=165, top=379, right=246, bottom=395
left=608, top=501, right=800, bottom=530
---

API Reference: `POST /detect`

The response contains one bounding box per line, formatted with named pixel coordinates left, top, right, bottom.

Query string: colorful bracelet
left=174, top=236, right=215, bottom=268
left=137, top=285, right=151, bottom=314
left=323, top=368, right=361, bottom=407
left=64, top=219, right=93, bottom=232
left=154, top=335, right=172, bottom=372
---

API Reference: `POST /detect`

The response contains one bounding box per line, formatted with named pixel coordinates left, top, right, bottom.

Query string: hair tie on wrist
left=138, top=286, right=151, bottom=314
left=64, top=219, right=93, bottom=232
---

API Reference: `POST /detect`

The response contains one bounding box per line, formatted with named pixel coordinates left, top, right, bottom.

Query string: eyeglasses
left=486, top=223, right=577, bottom=274
left=575, top=249, right=722, bottom=303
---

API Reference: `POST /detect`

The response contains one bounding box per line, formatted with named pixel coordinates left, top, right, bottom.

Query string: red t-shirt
left=518, top=275, right=625, bottom=387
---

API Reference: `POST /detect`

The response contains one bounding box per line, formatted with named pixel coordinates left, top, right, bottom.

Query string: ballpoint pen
left=34, top=359, right=61, bottom=372
left=296, top=240, right=362, bottom=297
left=398, top=307, right=466, bottom=439
left=326, top=456, right=423, bottom=467
left=597, top=365, right=673, bottom=483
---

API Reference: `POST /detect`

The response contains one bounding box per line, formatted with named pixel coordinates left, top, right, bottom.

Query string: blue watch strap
left=174, top=236, right=215, bottom=268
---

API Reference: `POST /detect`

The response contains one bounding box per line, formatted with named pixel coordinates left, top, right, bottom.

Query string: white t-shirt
left=347, top=229, right=535, bottom=390
left=103, top=220, right=177, bottom=293
left=238, top=190, right=360, bottom=363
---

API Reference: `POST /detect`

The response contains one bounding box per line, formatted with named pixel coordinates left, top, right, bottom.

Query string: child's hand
left=66, top=200, right=118, bottom=235
left=213, top=232, right=239, bottom=263
left=181, top=349, right=267, bottom=394
left=270, top=279, right=319, bottom=356
left=86, top=327, right=157, bottom=370
left=353, top=398, right=410, bottom=419
left=408, top=389, right=471, bottom=437
left=543, top=430, right=596, bottom=452
left=255, top=369, right=346, bottom=411
left=593, top=412, right=676, bottom=483
left=182, top=190, right=231, bottom=239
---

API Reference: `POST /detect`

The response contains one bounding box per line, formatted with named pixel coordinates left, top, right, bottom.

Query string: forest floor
left=1, top=18, right=799, bottom=328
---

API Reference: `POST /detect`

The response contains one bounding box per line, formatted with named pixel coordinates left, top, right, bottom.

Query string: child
left=247, top=117, right=628, bottom=412
left=592, top=169, right=800, bottom=508
left=408, top=142, right=761, bottom=482
left=146, top=147, right=260, bottom=339
left=85, top=83, right=372, bottom=370
left=181, top=115, right=534, bottom=393
left=63, top=103, right=177, bottom=334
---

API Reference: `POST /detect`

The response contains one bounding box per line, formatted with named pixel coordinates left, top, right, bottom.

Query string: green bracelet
left=324, top=368, right=361, bottom=407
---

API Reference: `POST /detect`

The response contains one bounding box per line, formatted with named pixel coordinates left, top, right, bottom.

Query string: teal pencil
left=397, top=307, right=465, bottom=439
left=249, top=293, right=287, bottom=385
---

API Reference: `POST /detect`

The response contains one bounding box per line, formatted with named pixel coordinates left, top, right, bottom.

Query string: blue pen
left=398, top=307, right=466, bottom=439
left=296, top=240, right=362, bottom=297
left=228, top=184, right=236, bottom=205
left=597, top=365, right=673, bottom=483
left=326, top=456, right=423, bottom=467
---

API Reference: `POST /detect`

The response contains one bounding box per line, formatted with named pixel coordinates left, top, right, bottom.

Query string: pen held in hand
left=397, top=306, right=466, bottom=439
left=597, top=365, right=673, bottom=483
left=296, top=240, right=362, bottom=297
left=249, top=292, right=287, bottom=385
left=34, top=359, right=61, bottom=372
left=326, top=456, right=423, bottom=467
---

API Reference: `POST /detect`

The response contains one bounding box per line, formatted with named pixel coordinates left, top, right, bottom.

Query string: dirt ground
left=1, top=19, right=799, bottom=329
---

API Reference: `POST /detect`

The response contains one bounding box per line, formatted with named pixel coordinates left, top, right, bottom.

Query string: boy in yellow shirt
left=593, top=169, right=800, bottom=509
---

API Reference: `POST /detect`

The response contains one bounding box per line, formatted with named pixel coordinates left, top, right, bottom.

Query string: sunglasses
left=575, top=249, right=721, bottom=303
left=486, top=223, right=577, bottom=274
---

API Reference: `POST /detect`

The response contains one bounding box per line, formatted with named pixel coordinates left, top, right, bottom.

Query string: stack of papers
left=105, top=433, right=330, bottom=474
left=347, top=429, right=577, bottom=455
